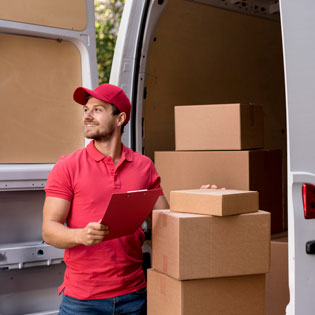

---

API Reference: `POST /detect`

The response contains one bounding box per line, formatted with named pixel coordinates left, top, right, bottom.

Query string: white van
left=0, top=0, right=313, bottom=314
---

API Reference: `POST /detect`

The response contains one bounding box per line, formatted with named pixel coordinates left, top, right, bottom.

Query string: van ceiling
left=186, top=0, right=280, bottom=21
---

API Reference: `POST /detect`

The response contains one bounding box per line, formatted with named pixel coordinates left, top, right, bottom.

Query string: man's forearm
left=42, top=221, right=81, bottom=249
left=43, top=219, right=109, bottom=249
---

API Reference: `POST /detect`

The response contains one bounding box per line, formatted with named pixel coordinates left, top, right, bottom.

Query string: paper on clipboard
left=100, top=188, right=162, bottom=241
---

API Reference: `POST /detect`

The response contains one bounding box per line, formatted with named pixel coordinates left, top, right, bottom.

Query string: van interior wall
left=0, top=0, right=87, bottom=31
left=0, top=33, right=84, bottom=163
left=143, top=0, right=287, bottom=227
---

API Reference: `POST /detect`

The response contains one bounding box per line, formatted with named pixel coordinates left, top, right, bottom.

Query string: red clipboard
left=100, top=188, right=162, bottom=241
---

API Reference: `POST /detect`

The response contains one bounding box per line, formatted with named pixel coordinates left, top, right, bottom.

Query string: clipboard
left=100, top=188, right=162, bottom=241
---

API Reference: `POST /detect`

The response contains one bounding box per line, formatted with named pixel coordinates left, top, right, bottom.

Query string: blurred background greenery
left=94, top=0, right=125, bottom=85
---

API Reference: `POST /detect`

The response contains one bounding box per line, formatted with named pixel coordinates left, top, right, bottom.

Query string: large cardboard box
left=147, top=268, right=266, bottom=315
left=155, top=149, right=283, bottom=233
left=175, top=104, right=264, bottom=150
left=170, top=188, right=258, bottom=216
left=152, top=210, right=270, bottom=280
left=266, top=236, right=289, bottom=315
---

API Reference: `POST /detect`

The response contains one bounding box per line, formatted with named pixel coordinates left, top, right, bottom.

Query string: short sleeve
left=45, top=157, right=74, bottom=201
left=149, top=161, right=163, bottom=195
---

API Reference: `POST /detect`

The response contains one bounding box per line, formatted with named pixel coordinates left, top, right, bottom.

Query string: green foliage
left=95, top=0, right=125, bottom=85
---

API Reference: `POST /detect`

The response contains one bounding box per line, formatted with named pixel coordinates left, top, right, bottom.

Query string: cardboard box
left=266, top=236, right=289, bottom=315
left=175, top=104, right=264, bottom=151
left=152, top=210, right=270, bottom=280
left=147, top=268, right=266, bottom=315
left=155, top=149, right=283, bottom=233
left=170, top=188, right=258, bottom=216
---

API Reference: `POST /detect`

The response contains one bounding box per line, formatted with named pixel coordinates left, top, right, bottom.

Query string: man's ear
left=117, top=112, right=127, bottom=126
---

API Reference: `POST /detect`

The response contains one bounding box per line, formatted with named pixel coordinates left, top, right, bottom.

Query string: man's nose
left=84, top=110, right=93, bottom=120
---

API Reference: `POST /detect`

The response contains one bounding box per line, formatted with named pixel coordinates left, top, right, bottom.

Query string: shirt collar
left=122, top=143, right=133, bottom=162
left=86, top=140, right=133, bottom=162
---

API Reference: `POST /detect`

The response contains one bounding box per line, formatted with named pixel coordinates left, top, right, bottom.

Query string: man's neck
left=94, top=135, right=122, bottom=166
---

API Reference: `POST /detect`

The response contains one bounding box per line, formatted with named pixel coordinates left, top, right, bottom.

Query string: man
left=42, top=83, right=169, bottom=314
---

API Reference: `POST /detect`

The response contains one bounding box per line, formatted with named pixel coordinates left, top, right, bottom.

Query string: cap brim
left=73, top=87, right=100, bottom=105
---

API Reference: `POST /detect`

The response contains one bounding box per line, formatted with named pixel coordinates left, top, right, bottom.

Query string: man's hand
left=153, top=195, right=169, bottom=210
left=43, top=196, right=110, bottom=248
left=200, top=184, right=226, bottom=190
left=76, top=222, right=109, bottom=246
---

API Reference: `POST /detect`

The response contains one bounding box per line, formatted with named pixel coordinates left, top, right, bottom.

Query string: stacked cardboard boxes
left=148, top=189, right=271, bottom=315
left=154, top=103, right=283, bottom=234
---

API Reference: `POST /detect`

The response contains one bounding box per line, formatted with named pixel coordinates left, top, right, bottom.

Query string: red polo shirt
left=45, top=140, right=162, bottom=300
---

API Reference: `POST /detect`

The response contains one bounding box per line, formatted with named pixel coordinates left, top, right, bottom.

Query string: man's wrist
left=73, top=228, right=82, bottom=246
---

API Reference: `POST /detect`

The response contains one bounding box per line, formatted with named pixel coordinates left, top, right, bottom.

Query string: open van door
left=280, top=1, right=315, bottom=314
left=0, top=1, right=97, bottom=314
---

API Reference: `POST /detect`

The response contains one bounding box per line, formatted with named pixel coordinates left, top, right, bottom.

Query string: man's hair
left=111, top=104, right=125, bottom=134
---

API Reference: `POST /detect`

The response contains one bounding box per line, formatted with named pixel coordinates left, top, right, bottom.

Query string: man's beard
left=84, top=124, right=115, bottom=141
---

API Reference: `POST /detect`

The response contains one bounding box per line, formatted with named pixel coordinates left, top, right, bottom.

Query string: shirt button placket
left=105, top=157, right=121, bottom=189
left=105, top=158, right=114, bottom=176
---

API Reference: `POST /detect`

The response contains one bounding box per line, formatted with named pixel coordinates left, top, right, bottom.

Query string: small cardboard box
left=147, top=268, right=266, bottom=315
left=175, top=104, right=264, bottom=151
left=266, top=236, right=289, bottom=315
left=170, top=188, right=258, bottom=216
left=154, top=149, right=283, bottom=234
left=152, top=210, right=270, bottom=280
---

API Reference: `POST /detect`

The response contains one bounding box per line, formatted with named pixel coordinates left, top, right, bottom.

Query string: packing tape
left=162, top=213, right=167, bottom=227
left=160, top=276, right=166, bottom=295
left=163, top=255, right=168, bottom=274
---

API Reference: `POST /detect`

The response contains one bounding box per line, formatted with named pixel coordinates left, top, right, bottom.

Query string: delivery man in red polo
left=42, top=83, right=169, bottom=314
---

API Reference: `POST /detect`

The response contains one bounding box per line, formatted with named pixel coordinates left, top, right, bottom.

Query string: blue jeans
left=59, top=287, right=147, bottom=315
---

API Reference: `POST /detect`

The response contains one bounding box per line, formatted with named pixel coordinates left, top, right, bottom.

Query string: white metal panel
left=0, top=264, right=65, bottom=315
left=0, top=164, right=53, bottom=190
left=110, top=0, right=148, bottom=148
left=187, top=0, right=280, bottom=20
left=0, top=242, right=64, bottom=270
left=280, top=1, right=315, bottom=314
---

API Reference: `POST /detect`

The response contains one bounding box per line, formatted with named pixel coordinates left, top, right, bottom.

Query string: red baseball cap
left=73, top=83, right=131, bottom=125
